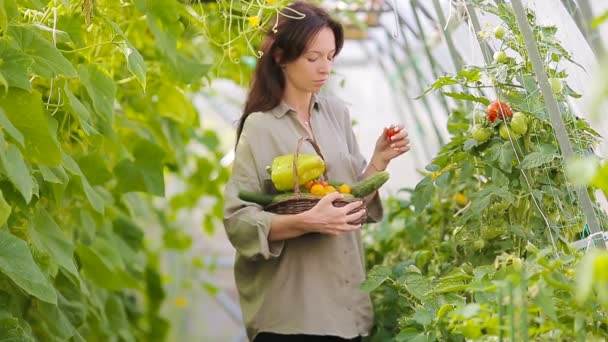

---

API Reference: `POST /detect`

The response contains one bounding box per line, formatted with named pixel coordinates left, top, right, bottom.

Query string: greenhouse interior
left=1, top=0, right=608, bottom=341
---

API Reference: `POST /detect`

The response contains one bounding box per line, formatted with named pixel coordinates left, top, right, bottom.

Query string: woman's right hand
left=301, top=192, right=366, bottom=235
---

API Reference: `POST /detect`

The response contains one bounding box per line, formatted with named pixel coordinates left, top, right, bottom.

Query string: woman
left=223, top=2, right=410, bottom=341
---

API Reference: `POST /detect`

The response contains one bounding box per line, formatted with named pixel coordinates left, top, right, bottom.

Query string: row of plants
left=363, top=2, right=608, bottom=341
left=0, top=0, right=262, bottom=340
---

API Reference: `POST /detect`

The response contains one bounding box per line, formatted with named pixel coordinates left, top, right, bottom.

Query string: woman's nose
left=319, top=61, right=332, bottom=74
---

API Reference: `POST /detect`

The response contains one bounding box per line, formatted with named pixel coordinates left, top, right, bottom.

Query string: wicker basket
left=264, top=137, right=367, bottom=225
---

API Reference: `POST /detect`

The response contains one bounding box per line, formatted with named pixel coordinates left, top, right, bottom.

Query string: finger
left=390, top=139, right=410, bottom=148
left=389, top=129, right=408, bottom=141
left=345, top=223, right=363, bottom=231
left=345, top=209, right=366, bottom=222
left=320, top=191, right=344, bottom=204
left=341, top=200, right=364, bottom=213
left=336, top=223, right=361, bottom=232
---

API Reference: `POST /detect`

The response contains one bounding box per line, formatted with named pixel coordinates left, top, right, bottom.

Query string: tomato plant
left=363, top=2, right=608, bottom=341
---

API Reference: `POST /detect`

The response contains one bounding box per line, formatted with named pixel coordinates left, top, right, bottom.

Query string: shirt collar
left=270, top=93, right=321, bottom=118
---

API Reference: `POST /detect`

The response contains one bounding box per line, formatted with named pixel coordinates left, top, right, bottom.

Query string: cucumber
left=239, top=190, right=357, bottom=207
left=238, top=191, right=275, bottom=206
left=351, top=171, right=389, bottom=197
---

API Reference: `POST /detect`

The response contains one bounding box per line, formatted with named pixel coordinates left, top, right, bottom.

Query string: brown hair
left=236, top=1, right=344, bottom=146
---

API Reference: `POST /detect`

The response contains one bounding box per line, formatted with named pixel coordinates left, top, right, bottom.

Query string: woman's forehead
left=304, top=28, right=336, bottom=53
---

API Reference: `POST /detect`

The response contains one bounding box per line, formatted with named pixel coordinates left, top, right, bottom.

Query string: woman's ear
left=274, top=49, right=283, bottom=66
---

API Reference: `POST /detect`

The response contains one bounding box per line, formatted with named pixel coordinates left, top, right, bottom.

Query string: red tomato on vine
left=486, top=101, right=512, bottom=122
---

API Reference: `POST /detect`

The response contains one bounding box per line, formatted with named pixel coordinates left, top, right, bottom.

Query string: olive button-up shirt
left=223, top=94, right=383, bottom=341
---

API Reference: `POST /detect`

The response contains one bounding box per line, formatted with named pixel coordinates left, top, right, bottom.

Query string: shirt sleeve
left=341, top=103, right=384, bottom=223
left=222, top=131, right=285, bottom=260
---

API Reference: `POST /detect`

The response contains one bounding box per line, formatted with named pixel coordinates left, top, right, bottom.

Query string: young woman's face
left=283, top=27, right=336, bottom=93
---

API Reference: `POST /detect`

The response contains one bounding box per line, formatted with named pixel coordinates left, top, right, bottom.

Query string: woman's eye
left=307, top=58, right=317, bottom=62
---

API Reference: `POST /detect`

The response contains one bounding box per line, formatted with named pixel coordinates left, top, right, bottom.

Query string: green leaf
left=0, top=190, right=10, bottom=226
left=115, top=139, right=165, bottom=196
left=360, top=265, right=392, bottom=292
left=106, top=295, right=135, bottom=342
left=8, top=25, right=77, bottom=78
left=402, top=271, right=431, bottom=300
left=163, top=230, right=192, bottom=251
left=78, top=64, right=116, bottom=124
left=38, top=165, right=68, bottom=184
left=457, top=68, right=482, bottom=82
left=61, top=152, right=105, bottom=213
left=0, top=144, right=35, bottom=203
left=156, top=85, right=196, bottom=125
left=29, top=300, right=77, bottom=340
left=169, top=53, right=210, bottom=84
left=106, top=19, right=146, bottom=91
left=203, top=215, right=215, bottom=235
left=441, top=91, right=490, bottom=105
left=63, top=83, right=98, bottom=136
left=463, top=138, right=478, bottom=151
left=77, top=152, right=112, bottom=185
left=0, top=107, right=23, bottom=147
left=113, top=215, right=143, bottom=250
left=591, top=10, right=608, bottom=29
left=76, top=239, right=138, bottom=291
left=0, top=0, right=18, bottom=33
left=81, top=178, right=104, bottom=214
left=519, top=151, right=556, bottom=169
left=575, top=250, right=596, bottom=304
left=413, top=306, right=434, bottom=326
left=0, top=317, right=35, bottom=342
left=498, top=141, right=515, bottom=172
left=0, top=40, right=32, bottom=91
left=534, top=283, right=557, bottom=321
left=0, top=229, right=57, bottom=304
left=30, top=207, right=79, bottom=278
left=396, top=329, right=427, bottom=342
left=0, top=88, right=61, bottom=165
left=413, top=178, right=433, bottom=214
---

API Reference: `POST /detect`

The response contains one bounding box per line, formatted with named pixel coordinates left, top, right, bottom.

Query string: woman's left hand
left=373, top=124, right=411, bottom=167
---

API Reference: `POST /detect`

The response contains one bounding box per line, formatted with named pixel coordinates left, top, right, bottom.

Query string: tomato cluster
left=304, top=180, right=351, bottom=196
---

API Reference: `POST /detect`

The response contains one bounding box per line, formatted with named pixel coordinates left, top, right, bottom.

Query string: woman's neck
left=283, top=85, right=313, bottom=118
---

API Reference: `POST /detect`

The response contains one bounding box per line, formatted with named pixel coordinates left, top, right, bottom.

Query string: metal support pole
left=511, top=0, right=605, bottom=249
left=465, top=2, right=494, bottom=65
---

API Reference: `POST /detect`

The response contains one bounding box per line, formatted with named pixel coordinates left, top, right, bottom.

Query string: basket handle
left=292, top=137, right=328, bottom=194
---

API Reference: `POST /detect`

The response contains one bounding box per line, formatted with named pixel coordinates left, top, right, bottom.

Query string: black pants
left=254, top=332, right=362, bottom=342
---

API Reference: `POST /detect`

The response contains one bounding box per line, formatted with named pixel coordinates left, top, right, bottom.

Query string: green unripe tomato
left=510, top=113, right=528, bottom=135
left=499, top=124, right=519, bottom=140
left=471, top=125, right=492, bottom=143
left=493, top=50, right=508, bottom=63
left=473, top=239, right=486, bottom=250
left=493, top=26, right=506, bottom=39
left=549, top=78, right=564, bottom=94
left=512, top=257, right=523, bottom=272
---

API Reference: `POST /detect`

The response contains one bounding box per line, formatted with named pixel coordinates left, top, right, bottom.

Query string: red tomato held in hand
left=386, top=127, right=398, bottom=141
left=486, top=101, right=512, bottom=122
